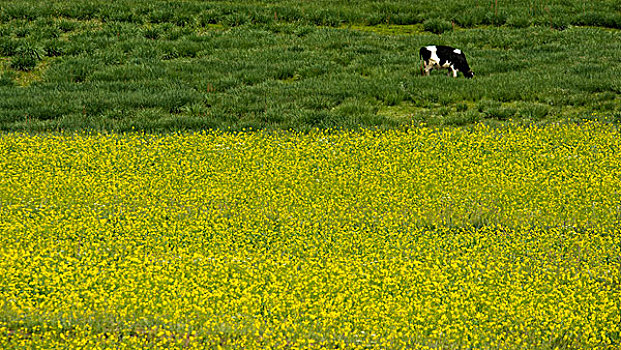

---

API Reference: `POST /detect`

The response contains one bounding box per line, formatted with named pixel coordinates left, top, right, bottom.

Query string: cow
left=419, top=45, right=474, bottom=78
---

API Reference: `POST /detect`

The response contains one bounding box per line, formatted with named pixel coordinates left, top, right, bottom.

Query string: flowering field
left=1, top=123, right=620, bottom=349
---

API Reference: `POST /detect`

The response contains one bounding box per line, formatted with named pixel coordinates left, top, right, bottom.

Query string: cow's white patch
left=453, top=49, right=462, bottom=54
left=425, top=46, right=441, bottom=66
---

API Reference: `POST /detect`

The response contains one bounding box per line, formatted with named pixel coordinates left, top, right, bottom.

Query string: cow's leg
left=423, top=62, right=433, bottom=76
left=450, top=66, right=458, bottom=78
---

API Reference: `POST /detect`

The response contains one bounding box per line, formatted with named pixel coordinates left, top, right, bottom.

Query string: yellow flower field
left=0, top=123, right=620, bottom=349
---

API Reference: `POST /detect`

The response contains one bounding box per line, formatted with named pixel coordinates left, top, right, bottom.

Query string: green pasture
left=0, top=0, right=619, bottom=131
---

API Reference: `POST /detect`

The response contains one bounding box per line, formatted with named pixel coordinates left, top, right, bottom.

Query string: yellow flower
left=0, top=123, right=619, bottom=348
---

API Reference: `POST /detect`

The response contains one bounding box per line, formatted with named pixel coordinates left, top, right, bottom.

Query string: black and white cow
left=419, top=45, right=474, bottom=78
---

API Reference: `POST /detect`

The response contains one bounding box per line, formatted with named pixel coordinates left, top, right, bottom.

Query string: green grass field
left=0, top=0, right=619, bottom=131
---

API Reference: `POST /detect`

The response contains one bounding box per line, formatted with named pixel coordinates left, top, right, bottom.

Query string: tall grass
left=0, top=1, right=619, bottom=131
left=1, top=0, right=619, bottom=29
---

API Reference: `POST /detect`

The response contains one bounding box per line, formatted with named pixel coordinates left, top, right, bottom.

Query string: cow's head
left=464, top=70, right=474, bottom=79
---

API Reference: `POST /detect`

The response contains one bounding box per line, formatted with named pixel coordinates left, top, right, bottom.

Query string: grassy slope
left=0, top=0, right=619, bottom=131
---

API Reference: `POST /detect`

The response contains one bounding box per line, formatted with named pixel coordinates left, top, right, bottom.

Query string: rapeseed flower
left=0, top=123, right=619, bottom=348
